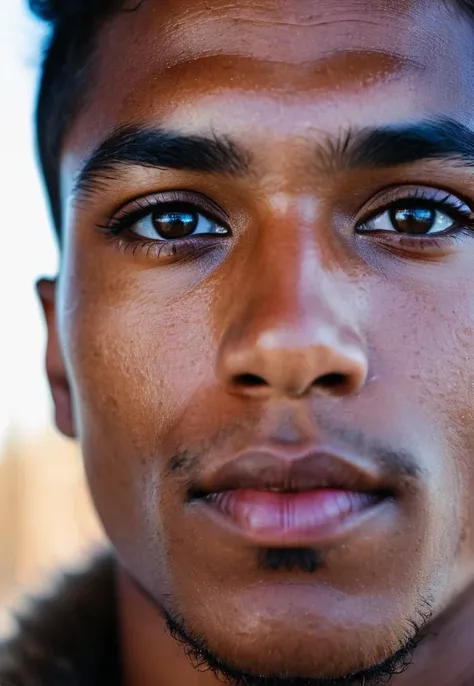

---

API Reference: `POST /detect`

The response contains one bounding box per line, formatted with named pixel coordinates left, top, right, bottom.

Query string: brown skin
left=38, top=0, right=474, bottom=683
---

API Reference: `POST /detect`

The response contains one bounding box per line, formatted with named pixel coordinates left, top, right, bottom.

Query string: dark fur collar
left=0, top=553, right=120, bottom=686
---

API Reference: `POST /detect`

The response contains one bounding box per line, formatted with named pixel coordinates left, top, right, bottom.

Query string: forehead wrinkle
left=74, top=0, right=457, bottom=138
left=157, top=28, right=429, bottom=71
left=158, top=0, right=440, bottom=30
left=153, top=48, right=425, bottom=78
left=115, top=50, right=424, bottom=129
left=104, top=0, right=447, bottom=71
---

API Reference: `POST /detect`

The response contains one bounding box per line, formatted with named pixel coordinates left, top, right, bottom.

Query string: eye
left=131, top=202, right=229, bottom=240
left=362, top=201, right=456, bottom=235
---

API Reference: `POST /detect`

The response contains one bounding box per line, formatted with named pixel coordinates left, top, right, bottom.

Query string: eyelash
left=100, top=191, right=227, bottom=234
left=356, top=188, right=474, bottom=237
left=96, top=191, right=230, bottom=261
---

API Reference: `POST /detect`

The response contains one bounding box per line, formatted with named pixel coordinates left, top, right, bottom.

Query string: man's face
left=44, top=0, right=474, bottom=681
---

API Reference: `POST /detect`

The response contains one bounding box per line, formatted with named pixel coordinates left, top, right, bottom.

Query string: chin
left=163, top=584, right=432, bottom=684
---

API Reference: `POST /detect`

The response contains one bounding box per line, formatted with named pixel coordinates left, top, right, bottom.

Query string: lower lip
left=200, top=489, right=382, bottom=545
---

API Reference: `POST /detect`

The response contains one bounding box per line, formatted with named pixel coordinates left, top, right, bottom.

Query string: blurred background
left=0, top=0, right=104, bottom=634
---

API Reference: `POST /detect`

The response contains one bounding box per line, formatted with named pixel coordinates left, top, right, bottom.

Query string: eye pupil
left=390, top=206, right=435, bottom=234
left=152, top=208, right=198, bottom=238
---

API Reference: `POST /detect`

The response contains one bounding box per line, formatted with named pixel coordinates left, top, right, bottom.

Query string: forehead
left=63, top=0, right=474, bottom=185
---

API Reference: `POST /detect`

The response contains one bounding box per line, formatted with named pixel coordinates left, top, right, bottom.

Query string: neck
left=117, top=566, right=474, bottom=686
left=393, top=581, right=474, bottom=686
left=117, top=568, right=218, bottom=686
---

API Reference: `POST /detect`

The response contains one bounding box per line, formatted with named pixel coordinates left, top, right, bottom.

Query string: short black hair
left=30, top=0, right=474, bottom=240
left=30, top=0, right=124, bottom=238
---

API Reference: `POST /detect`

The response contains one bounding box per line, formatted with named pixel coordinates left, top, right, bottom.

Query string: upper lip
left=190, top=448, right=392, bottom=498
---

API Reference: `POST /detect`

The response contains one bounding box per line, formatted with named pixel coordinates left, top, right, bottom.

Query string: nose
left=216, top=249, right=368, bottom=400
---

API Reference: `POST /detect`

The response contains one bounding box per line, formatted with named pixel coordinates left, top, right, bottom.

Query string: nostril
left=317, top=373, right=348, bottom=390
left=235, top=372, right=350, bottom=393
left=235, top=373, right=267, bottom=388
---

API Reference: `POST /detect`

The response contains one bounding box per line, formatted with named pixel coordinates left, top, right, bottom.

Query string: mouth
left=188, top=449, right=393, bottom=547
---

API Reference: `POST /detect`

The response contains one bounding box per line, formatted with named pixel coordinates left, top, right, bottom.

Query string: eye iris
left=152, top=209, right=198, bottom=238
left=390, top=206, right=436, bottom=234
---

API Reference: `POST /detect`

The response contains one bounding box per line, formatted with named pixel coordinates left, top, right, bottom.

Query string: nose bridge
left=246, top=237, right=340, bottom=341
left=216, top=227, right=368, bottom=398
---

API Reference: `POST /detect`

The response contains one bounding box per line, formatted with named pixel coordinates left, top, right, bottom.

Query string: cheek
left=370, top=266, right=474, bottom=423
left=61, top=257, right=217, bottom=430
left=58, top=262, right=217, bottom=580
left=371, top=272, right=474, bottom=574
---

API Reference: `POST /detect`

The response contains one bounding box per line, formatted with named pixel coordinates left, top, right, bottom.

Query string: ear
left=37, top=278, right=76, bottom=439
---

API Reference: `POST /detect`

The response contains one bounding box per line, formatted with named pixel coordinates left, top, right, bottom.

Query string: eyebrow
left=73, top=117, right=474, bottom=199
left=341, top=117, right=474, bottom=171
left=74, top=126, right=251, bottom=197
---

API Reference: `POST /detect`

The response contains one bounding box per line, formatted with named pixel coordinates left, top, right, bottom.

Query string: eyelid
left=357, top=185, right=474, bottom=224
left=107, top=189, right=231, bottom=230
